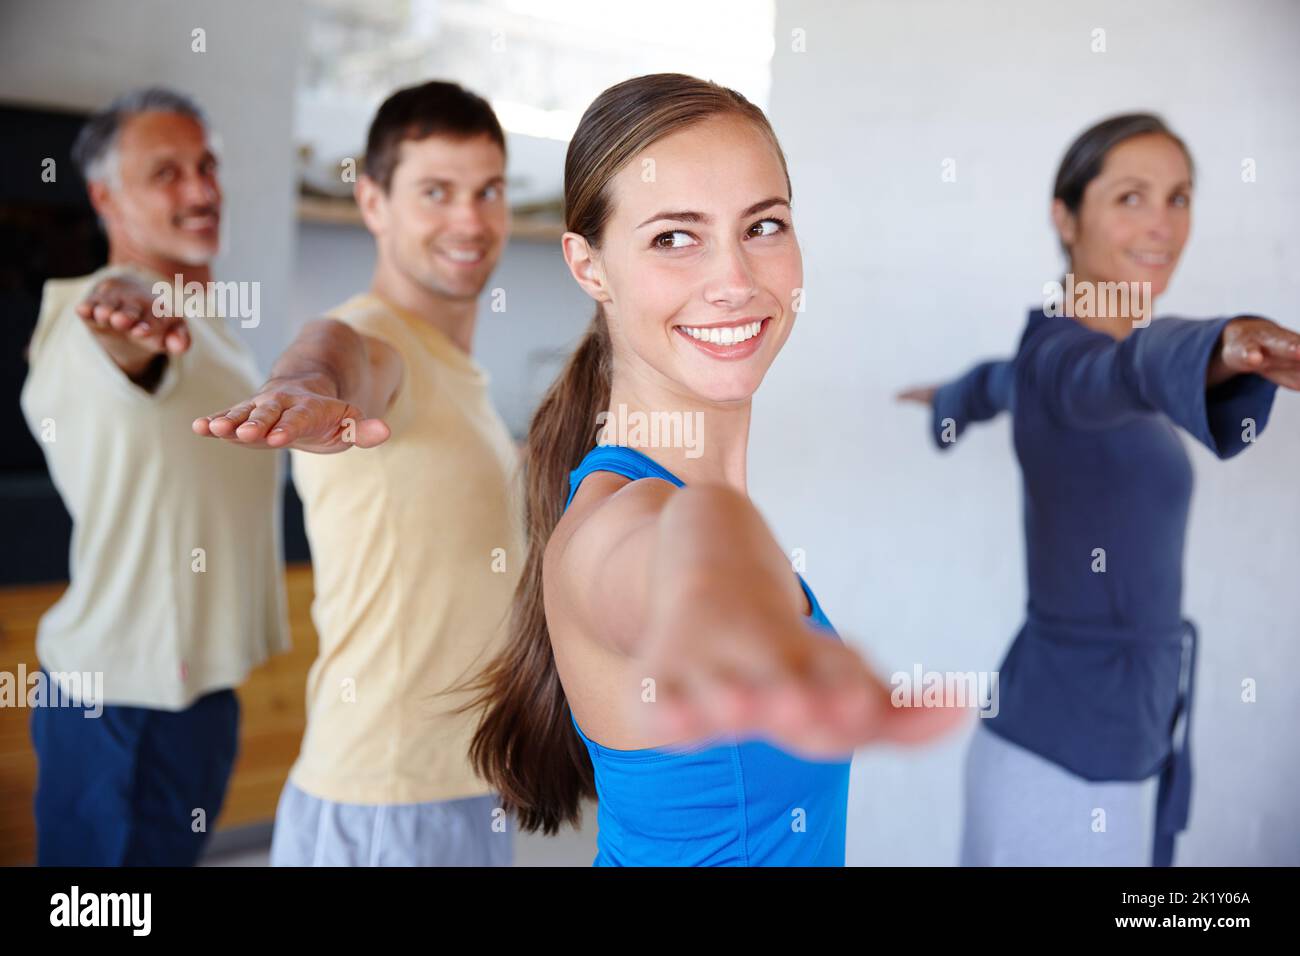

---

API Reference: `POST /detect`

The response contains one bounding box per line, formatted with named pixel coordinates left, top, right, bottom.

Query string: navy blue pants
left=30, top=682, right=240, bottom=866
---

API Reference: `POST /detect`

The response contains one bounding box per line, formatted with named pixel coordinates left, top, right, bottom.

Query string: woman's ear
left=562, top=232, right=610, bottom=304
left=1050, top=198, right=1077, bottom=252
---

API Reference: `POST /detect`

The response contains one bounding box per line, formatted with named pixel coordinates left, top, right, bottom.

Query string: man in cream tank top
left=194, top=81, right=523, bottom=866
left=20, top=89, right=290, bottom=865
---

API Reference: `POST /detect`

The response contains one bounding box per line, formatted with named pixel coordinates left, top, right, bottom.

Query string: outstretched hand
left=636, top=618, right=969, bottom=760
left=896, top=384, right=939, bottom=406
left=1212, top=317, right=1300, bottom=390
left=193, top=381, right=390, bottom=453
left=77, top=274, right=190, bottom=357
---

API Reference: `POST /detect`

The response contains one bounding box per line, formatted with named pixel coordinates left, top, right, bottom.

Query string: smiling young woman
left=462, top=73, right=965, bottom=867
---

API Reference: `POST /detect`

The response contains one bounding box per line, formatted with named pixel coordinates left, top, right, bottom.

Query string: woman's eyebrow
left=636, top=209, right=707, bottom=228
left=1108, top=176, right=1193, bottom=192
left=636, top=196, right=791, bottom=229
left=740, top=196, right=791, bottom=219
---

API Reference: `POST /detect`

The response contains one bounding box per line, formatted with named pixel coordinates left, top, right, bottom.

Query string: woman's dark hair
left=1053, top=112, right=1194, bottom=213
left=456, top=73, right=789, bottom=835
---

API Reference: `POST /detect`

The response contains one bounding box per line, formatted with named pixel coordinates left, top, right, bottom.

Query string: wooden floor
left=0, top=564, right=319, bottom=866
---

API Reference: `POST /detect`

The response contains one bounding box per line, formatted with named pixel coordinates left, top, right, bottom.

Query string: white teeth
left=1129, top=251, right=1170, bottom=265
left=681, top=320, right=763, bottom=345
left=443, top=248, right=483, bottom=263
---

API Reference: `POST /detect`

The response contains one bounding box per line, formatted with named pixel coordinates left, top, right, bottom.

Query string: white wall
left=757, top=0, right=1300, bottom=864
left=0, top=0, right=304, bottom=371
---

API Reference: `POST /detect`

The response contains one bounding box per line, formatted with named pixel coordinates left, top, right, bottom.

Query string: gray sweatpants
left=269, top=780, right=514, bottom=867
left=960, top=722, right=1158, bottom=866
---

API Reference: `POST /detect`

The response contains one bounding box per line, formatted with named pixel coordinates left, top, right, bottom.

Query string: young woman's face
left=1055, top=133, right=1192, bottom=298
left=591, top=115, right=803, bottom=405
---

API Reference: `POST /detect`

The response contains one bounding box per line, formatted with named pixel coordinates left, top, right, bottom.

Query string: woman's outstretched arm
left=898, top=358, right=1014, bottom=450
left=1021, top=314, right=1299, bottom=457
left=551, top=476, right=966, bottom=759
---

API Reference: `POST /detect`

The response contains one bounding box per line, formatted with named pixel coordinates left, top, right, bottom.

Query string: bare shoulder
left=544, top=472, right=676, bottom=632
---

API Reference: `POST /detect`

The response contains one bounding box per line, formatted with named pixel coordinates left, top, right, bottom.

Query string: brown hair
left=460, top=73, right=791, bottom=834
left=364, top=80, right=506, bottom=193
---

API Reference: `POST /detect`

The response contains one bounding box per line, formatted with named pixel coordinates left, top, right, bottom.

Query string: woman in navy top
left=901, top=113, right=1300, bottom=866
left=465, top=74, right=963, bottom=866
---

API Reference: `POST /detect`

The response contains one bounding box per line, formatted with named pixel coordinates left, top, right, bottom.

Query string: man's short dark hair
left=364, top=81, right=506, bottom=192
left=70, top=87, right=207, bottom=185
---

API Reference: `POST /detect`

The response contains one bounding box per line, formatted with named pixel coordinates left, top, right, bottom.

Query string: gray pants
left=270, top=780, right=514, bottom=867
left=960, top=722, right=1157, bottom=866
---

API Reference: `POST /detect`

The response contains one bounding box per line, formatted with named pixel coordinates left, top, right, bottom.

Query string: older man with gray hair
left=19, top=87, right=289, bottom=865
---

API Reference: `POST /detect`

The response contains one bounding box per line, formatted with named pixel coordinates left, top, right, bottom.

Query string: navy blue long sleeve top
left=931, top=308, right=1279, bottom=864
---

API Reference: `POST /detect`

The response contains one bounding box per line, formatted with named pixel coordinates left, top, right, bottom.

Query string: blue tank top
left=562, top=444, right=852, bottom=866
